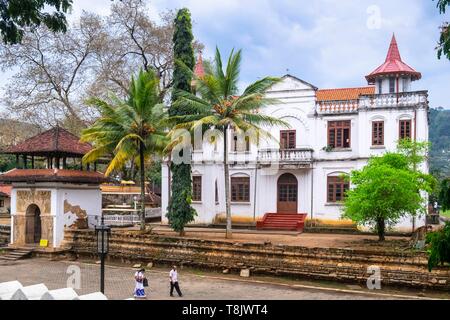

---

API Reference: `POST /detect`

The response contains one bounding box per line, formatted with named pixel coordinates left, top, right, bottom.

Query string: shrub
left=426, top=222, right=450, bottom=271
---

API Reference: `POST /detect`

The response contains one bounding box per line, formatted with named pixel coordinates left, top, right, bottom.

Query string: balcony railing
left=316, top=91, right=428, bottom=114
left=258, top=148, right=313, bottom=165
left=360, top=91, right=428, bottom=108
left=317, top=99, right=359, bottom=114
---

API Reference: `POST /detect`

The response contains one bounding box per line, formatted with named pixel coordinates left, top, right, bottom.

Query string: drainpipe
left=253, top=164, right=258, bottom=222
left=310, top=166, right=314, bottom=220
left=412, top=108, right=418, bottom=233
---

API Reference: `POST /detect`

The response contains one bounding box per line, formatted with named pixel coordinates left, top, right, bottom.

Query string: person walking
left=169, top=265, right=183, bottom=297
left=134, top=268, right=147, bottom=299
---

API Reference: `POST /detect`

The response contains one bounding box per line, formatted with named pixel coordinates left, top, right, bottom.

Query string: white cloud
left=1, top=0, right=448, bottom=111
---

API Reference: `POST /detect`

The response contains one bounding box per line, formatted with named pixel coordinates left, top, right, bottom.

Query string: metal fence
left=102, top=208, right=161, bottom=227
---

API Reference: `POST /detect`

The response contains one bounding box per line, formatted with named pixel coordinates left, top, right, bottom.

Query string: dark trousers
left=170, top=281, right=182, bottom=296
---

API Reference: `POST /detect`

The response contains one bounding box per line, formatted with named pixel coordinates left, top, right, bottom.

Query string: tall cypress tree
left=166, top=8, right=197, bottom=235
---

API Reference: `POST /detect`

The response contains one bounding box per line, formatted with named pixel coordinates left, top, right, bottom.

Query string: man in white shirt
left=169, top=265, right=183, bottom=297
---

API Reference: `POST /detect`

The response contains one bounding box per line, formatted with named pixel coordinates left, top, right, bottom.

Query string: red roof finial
left=194, top=53, right=205, bottom=78
left=385, top=33, right=402, bottom=62
left=365, top=34, right=421, bottom=84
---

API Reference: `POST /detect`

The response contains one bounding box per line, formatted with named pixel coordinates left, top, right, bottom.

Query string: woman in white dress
left=134, top=268, right=146, bottom=299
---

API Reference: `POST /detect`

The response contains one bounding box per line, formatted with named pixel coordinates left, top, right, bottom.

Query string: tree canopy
left=169, top=47, right=288, bottom=238
left=436, top=0, right=450, bottom=60
left=0, top=0, right=72, bottom=44
left=81, top=69, right=168, bottom=230
left=343, top=145, right=435, bottom=241
left=166, top=8, right=197, bottom=236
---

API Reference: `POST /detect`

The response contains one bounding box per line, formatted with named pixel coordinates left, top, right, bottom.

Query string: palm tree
left=170, top=48, right=288, bottom=239
left=81, top=69, right=168, bottom=231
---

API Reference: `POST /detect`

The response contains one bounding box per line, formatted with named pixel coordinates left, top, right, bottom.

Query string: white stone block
left=0, top=281, right=23, bottom=296
left=41, top=288, right=79, bottom=300
left=78, top=292, right=108, bottom=300
left=14, top=284, right=48, bottom=300
left=240, top=269, right=250, bottom=278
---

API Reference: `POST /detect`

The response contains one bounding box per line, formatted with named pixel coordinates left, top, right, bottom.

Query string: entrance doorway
left=25, top=204, right=41, bottom=244
left=277, top=173, right=298, bottom=214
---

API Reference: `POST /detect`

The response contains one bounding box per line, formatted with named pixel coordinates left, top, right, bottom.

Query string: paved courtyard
left=0, top=258, right=434, bottom=300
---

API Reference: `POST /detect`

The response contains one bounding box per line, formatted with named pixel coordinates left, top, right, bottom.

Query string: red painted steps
left=256, top=213, right=307, bottom=232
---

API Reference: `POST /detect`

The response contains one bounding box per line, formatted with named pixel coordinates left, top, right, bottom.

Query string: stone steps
left=0, top=248, right=33, bottom=261
left=257, top=213, right=307, bottom=232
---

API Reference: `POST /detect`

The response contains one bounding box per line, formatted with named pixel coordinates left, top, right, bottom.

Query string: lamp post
left=95, top=215, right=111, bottom=294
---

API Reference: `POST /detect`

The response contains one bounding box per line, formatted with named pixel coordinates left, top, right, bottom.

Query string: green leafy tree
left=343, top=152, right=435, bottom=241
left=81, top=69, right=168, bottom=231
left=166, top=8, right=197, bottom=236
left=439, top=178, right=450, bottom=211
left=436, top=0, right=450, bottom=60
left=170, top=47, right=288, bottom=239
left=0, top=0, right=72, bottom=44
left=426, top=221, right=450, bottom=271
left=0, top=154, right=16, bottom=172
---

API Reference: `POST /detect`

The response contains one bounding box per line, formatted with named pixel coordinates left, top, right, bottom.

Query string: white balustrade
left=318, top=91, right=428, bottom=114
left=258, top=149, right=313, bottom=164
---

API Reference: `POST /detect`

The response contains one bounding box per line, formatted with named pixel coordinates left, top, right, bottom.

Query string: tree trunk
left=224, top=126, right=232, bottom=239
left=139, top=141, right=146, bottom=232
left=377, top=218, right=386, bottom=242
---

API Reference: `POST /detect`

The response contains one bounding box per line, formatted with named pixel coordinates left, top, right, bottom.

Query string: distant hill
left=0, top=118, right=41, bottom=148
left=429, top=107, right=450, bottom=179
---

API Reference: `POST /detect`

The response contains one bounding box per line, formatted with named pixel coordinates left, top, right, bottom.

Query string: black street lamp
left=95, top=216, right=111, bottom=294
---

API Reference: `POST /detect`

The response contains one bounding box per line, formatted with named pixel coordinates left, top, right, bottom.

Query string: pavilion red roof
left=366, top=34, right=421, bottom=84
left=0, top=185, right=11, bottom=197
left=0, top=169, right=108, bottom=184
left=5, top=126, right=92, bottom=157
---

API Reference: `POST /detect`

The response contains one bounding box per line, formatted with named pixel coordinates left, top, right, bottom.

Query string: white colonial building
left=162, top=35, right=429, bottom=232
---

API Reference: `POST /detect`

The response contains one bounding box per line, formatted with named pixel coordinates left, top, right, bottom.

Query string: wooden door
left=277, top=173, right=298, bottom=214
left=33, top=207, right=41, bottom=243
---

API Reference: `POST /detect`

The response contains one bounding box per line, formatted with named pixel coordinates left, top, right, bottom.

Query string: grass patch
left=441, top=210, right=450, bottom=218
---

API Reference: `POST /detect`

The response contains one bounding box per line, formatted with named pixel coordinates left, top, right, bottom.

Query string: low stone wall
left=0, top=225, right=10, bottom=246
left=62, top=229, right=450, bottom=291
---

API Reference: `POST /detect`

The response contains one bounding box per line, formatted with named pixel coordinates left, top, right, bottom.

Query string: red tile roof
left=0, top=169, right=108, bottom=184
left=0, top=185, right=12, bottom=197
left=5, top=126, right=92, bottom=156
left=316, top=86, right=375, bottom=101
left=366, top=34, right=421, bottom=84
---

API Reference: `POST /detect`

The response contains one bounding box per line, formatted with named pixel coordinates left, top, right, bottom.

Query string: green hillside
left=429, top=107, right=450, bottom=179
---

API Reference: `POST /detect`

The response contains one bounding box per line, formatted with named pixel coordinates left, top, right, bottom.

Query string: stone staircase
left=256, top=213, right=307, bottom=232
left=0, top=248, right=33, bottom=262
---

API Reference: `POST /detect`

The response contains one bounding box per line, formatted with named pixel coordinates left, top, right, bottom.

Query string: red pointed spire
left=366, top=34, right=421, bottom=84
left=194, top=53, right=205, bottom=78
left=385, top=34, right=402, bottom=62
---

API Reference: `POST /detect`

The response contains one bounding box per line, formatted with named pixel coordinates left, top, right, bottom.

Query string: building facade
left=161, top=35, right=429, bottom=232
left=0, top=127, right=106, bottom=248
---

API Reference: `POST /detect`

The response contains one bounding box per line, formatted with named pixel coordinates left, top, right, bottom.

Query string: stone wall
left=62, top=229, right=450, bottom=291
left=0, top=225, right=10, bottom=246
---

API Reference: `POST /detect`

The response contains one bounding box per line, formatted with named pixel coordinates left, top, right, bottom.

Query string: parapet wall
left=62, top=229, right=450, bottom=290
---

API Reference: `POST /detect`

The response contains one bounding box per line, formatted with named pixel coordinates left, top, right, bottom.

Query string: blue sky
left=1, top=0, right=449, bottom=110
